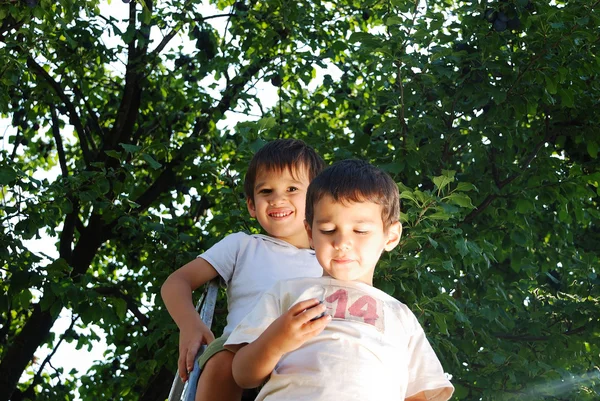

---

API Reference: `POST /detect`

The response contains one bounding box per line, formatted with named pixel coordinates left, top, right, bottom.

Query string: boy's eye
left=288, top=187, right=298, bottom=192
left=258, top=189, right=272, bottom=194
left=355, top=230, right=369, bottom=235
left=319, top=229, right=335, bottom=235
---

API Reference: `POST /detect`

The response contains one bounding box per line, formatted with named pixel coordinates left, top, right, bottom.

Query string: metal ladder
left=167, top=279, right=220, bottom=401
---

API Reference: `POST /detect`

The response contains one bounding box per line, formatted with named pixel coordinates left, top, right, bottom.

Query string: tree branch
left=0, top=17, right=22, bottom=43
left=495, top=323, right=589, bottom=342
left=27, top=56, right=92, bottom=167
left=50, top=105, right=69, bottom=178
left=51, top=102, right=81, bottom=262
left=33, top=314, right=78, bottom=386
left=6, top=310, right=77, bottom=401
left=71, top=82, right=104, bottom=147
left=462, top=130, right=554, bottom=224
left=106, top=0, right=153, bottom=150
left=132, top=55, right=273, bottom=214
left=9, top=128, right=22, bottom=161
left=94, top=287, right=150, bottom=327
left=149, top=0, right=194, bottom=57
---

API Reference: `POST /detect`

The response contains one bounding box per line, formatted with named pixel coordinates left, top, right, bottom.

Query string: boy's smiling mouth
left=268, top=210, right=293, bottom=219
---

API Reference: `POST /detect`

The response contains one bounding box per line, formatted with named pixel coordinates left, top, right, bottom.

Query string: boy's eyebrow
left=314, top=218, right=377, bottom=224
left=254, top=178, right=305, bottom=190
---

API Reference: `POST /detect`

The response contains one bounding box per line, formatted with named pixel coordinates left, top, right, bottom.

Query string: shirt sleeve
left=405, top=312, right=454, bottom=401
left=224, top=282, right=283, bottom=350
left=198, top=232, right=247, bottom=283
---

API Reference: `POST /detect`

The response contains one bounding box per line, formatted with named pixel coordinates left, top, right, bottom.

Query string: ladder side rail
left=167, top=279, right=220, bottom=401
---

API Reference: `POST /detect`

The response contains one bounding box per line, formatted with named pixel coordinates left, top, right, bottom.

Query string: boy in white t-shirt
left=225, top=159, right=455, bottom=401
left=161, top=139, right=325, bottom=401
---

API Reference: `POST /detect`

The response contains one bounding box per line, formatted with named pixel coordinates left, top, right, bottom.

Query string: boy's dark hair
left=244, top=139, right=325, bottom=201
left=305, top=159, right=400, bottom=230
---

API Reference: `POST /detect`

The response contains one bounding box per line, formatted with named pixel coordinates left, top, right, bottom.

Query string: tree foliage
left=1, top=0, right=599, bottom=400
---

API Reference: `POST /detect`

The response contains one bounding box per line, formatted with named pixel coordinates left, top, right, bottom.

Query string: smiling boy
left=161, top=139, right=325, bottom=401
left=225, top=159, right=454, bottom=401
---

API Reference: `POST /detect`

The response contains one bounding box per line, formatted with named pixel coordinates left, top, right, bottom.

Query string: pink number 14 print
left=325, top=288, right=380, bottom=327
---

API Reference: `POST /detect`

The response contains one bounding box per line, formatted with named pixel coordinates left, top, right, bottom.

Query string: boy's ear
left=384, top=222, right=402, bottom=252
left=304, top=220, right=314, bottom=249
left=246, top=198, right=257, bottom=218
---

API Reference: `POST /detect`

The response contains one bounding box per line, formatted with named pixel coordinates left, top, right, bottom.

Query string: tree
left=1, top=0, right=599, bottom=400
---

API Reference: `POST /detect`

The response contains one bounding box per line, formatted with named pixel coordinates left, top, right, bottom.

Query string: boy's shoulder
left=214, top=232, right=315, bottom=258
left=221, top=231, right=298, bottom=248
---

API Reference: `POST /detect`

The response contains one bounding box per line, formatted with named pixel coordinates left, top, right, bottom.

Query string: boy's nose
left=333, top=235, right=351, bottom=251
left=268, top=191, right=287, bottom=205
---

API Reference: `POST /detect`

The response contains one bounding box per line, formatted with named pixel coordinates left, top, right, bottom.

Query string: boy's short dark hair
left=244, top=139, right=325, bottom=201
left=305, top=159, right=400, bottom=230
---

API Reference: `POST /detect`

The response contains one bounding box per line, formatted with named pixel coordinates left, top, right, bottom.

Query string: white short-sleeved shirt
left=225, top=277, right=454, bottom=401
left=199, top=233, right=323, bottom=336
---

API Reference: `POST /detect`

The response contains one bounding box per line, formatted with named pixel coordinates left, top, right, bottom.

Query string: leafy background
left=1, top=0, right=599, bottom=400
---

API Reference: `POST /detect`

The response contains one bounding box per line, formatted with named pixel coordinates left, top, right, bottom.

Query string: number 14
left=326, top=289, right=379, bottom=326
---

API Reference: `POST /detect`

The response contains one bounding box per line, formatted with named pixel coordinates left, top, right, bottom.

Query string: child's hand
left=264, top=298, right=330, bottom=356
left=178, top=319, right=215, bottom=382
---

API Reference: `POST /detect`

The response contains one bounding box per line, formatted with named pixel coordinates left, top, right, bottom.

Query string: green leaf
left=257, top=117, right=276, bottom=132
left=455, top=239, right=468, bottom=257
left=380, top=162, right=404, bottom=174
left=0, top=165, right=17, bottom=185
left=125, top=198, right=141, bottom=208
left=432, top=170, right=455, bottom=192
left=511, top=231, right=527, bottom=247
left=249, top=138, right=268, bottom=153
left=445, top=193, right=475, bottom=209
left=428, top=236, right=438, bottom=249
left=433, top=312, right=449, bottom=336
left=120, top=143, right=142, bottom=154
left=105, top=150, right=122, bottom=160
left=426, top=211, right=452, bottom=220
left=141, top=153, right=162, bottom=169
left=559, top=88, right=574, bottom=108
left=113, top=298, right=127, bottom=320
left=493, top=90, right=507, bottom=104
left=455, top=182, right=477, bottom=192
left=516, top=199, right=534, bottom=214
left=386, top=16, right=403, bottom=26
left=122, top=25, right=136, bottom=44
left=492, top=353, right=506, bottom=365
left=141, top=9, right=151, bottom=24
left=348, top=32, right=382, bottom=48
left=587, top=141, right=598, bottom=158
left=378, top=281, right=395, bottom=296
left=399, top=191, right=419, bottom=205
left=545, top=75, right=558, bottom=94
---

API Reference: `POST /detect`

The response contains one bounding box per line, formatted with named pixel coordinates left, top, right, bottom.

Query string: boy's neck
left=321, top=270, right=374, bottom=286
left=270, top=233, right=311, bottom=249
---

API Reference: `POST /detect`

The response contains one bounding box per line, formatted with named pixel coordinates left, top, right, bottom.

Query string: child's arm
left=161, top=257, right=219, bottom=381
left=405, top=392, right=427, bottom=401
left=230, top=298, right=330, bottom=388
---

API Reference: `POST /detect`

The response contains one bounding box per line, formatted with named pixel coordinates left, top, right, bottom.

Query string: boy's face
left=247, top=166, right=311, bottom=248
left=305, top=195, right=401, bottom=285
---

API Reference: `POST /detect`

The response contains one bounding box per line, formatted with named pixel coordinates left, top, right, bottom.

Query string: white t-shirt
left=199, top=233, right=323, bottom=336
left=225, top=277, right=454, bottom=401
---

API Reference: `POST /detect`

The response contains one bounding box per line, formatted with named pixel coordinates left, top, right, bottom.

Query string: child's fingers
left=178, top=353, right=188, bottom=381
left=300, top=302, right=327, bottom=323
left=289, top=298, right=322, bottom=316
left=204, top=331, right=216, bottom=344
left=185, top=343, right=199, bottom=375
left=303, top=314, right=331, bottom=336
